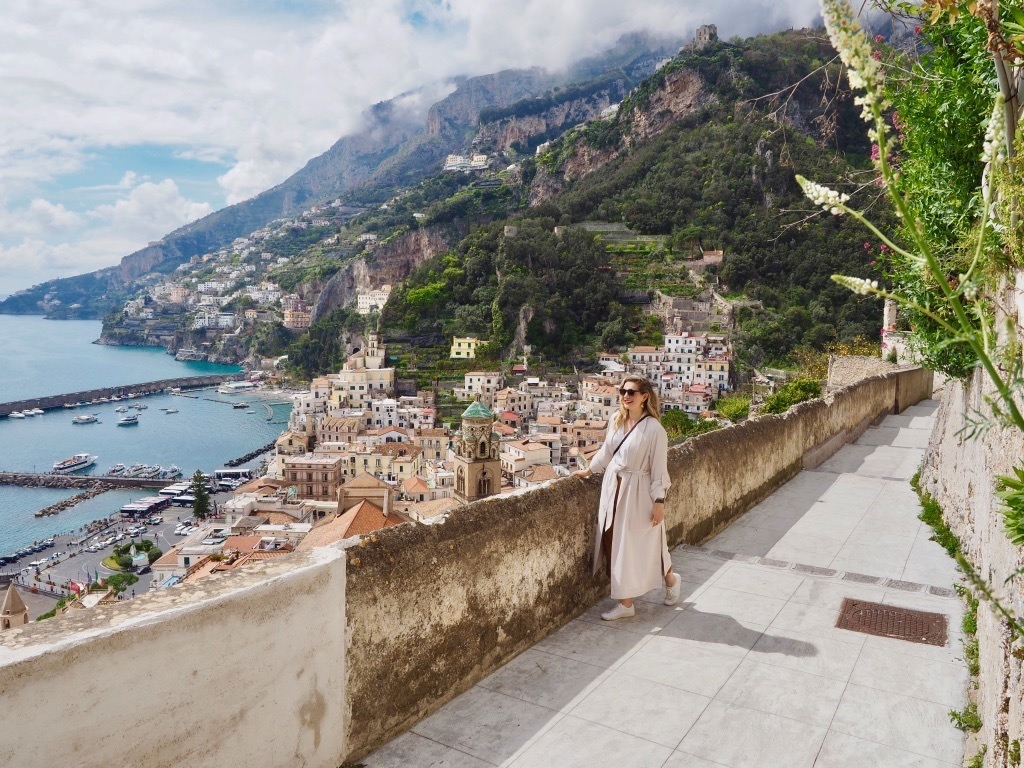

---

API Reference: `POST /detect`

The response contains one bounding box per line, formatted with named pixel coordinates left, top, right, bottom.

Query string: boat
left=117, top=414, right=139, bottom=426
left=165, top=408, right=179, bottom=414
left=126, top=463, right=148, bottom=477
left=107, top=464, right=127, bottom=476
left=160, top=465, right=182, bottom=479
left=133, top=404, right=148, bottom=410
left=72, top=414, right=99, bottom=425
left=8, top=411, right=25, bottom=418
left=137, top=465, right=161, bottom=478
left=24, top=409, right=39, bottom=416
left=115, top=406, right=129, bottom=413
left=52, top=453, right=98, bottom=474
left=233, top=402, right=249, bottom=409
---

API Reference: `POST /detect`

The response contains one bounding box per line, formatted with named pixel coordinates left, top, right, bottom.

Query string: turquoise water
left=0, top=315, right=292, bottom=553
left=0, top=315, right=240, bottom=402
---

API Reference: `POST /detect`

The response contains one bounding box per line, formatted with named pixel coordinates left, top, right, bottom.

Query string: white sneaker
left=664, top=572, right=681, bottom=606
left=601, top=602, right=635, bottom=621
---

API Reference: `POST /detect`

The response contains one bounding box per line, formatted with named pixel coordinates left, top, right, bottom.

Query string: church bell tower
left=453, top=396, right=501, bottom=503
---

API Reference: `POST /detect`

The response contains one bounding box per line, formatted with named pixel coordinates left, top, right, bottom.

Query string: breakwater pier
left=0, top=374, right=242, bottom=417
left=0, top=473, right=166, bottom=490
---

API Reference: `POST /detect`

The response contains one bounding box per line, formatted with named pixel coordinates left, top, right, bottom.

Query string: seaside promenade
left=364, top=399, right=969, bottom=768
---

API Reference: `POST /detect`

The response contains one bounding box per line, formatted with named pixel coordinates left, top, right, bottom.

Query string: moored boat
left=52, top=453, right=98, bottom=474
left=8, top=411, right=26, bottom=418
left=107, top=463, right=127, bottom=476
left=117, top=414, right=139, bottom=426
left=165, top=408, right=179, bottom=414
left=72, top=414, right=99, bottom=425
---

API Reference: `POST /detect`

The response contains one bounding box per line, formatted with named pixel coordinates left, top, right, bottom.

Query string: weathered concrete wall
left=343, top=365, right=934, bottom=759
left=923, top=380, right=1024, bottom=765
left=0, top=548, right=348, bottom=768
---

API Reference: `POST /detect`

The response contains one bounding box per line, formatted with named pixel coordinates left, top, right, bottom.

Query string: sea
left=0, top=315, right=294, bottom=554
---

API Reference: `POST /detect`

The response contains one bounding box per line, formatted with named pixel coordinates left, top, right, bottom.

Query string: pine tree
left=190, top=470, right=211, bottom=519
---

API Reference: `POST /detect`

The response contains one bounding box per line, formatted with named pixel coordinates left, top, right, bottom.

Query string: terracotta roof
left=234, top=477, right=284, bottom=495
left=414, top=428, right=449, bottom=437
left=398, top=497, right=461, bottom=520
left=372, top=442, right=422, bottom=458
left=499, top=411, right=520, bottom=420
left=402, top=476, right=430, bottom=494
left=344, top=472, right=392, bottom=490
left=492, top=422, right=517, bottom=436
left=152, top=545, right=182, bottom=569
left=344, top=499, right=406, bottom=537
left=537, top=416, right=563, bottom=425
left=222, top=535, right=264, bottom=553
left=520, top=465, right=560, bottom=483
left=264, top=511, right=303, bottom=525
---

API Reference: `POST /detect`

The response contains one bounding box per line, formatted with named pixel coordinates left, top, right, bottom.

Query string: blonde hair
left=611, top=375, right=660, bottom=430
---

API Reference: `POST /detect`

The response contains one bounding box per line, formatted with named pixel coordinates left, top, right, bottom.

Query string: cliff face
left=626, top=69, right=709, bottom=145
left=475, top=80, right=629, bottom=154
left=529, top=70, right=711, bottom=205
left=311, top=225, right=464, bottom=324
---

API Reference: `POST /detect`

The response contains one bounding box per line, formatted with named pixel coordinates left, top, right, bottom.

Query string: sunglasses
left=619, top=387, right=642, bottom=396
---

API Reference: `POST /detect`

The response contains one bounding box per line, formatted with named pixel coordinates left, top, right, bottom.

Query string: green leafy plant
left=716, top=394, right=751, bottom=422
left=949, top=701, right=983, bottom=732
left=760, top=378, right=822, bottom=415
left=996, top=465, right=1024, bottom=546
left=966, top=744, right=987, bottom=768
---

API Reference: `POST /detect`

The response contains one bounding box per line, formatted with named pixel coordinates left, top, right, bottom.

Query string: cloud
left=0, top=0, right=826, bottom=290
left=0, top=179, right=211, bottom=293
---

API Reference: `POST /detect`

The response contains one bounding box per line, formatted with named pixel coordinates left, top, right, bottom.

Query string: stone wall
left=342, top=365, right=934, bottom=758
left=923, top=383, right=1024, bottom=764
left=0, top=548, right=347, bottom=768
left=0, top=366, right=934, bottom=766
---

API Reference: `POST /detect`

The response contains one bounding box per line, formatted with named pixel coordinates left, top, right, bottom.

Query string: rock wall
left=921, top=272, right=1024, bottom=766
left=311, top=225, right=462, bottom=324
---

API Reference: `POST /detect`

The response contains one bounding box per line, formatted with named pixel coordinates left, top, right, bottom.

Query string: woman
left=574, top=375, right=679, bottom=619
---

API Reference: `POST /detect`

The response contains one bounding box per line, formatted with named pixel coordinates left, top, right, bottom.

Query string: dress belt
left=616, top=469, right=648, bottom=477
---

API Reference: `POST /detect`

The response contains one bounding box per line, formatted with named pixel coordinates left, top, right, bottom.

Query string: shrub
left=115, top=555, right=134, bottom=570
left=716, top=394, right=750, bottom=422
left=760, top=378, right=821, bottom=414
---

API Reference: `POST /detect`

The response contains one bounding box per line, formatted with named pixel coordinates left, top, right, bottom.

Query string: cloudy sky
left=0, top=0, right=824, bottom=296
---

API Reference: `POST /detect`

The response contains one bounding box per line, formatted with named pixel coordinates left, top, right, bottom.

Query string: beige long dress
left=588, top=417, right=672, bottom=599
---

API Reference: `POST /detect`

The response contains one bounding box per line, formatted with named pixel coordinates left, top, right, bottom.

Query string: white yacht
left=8, top=411, right=26, bottom=418
left=72, top=414, right=99, bottom=425
left=52, top=453, right=98, bottom=474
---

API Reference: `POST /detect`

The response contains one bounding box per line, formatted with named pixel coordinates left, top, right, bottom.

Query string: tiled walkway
left=364, top=400, right=968, bottom=767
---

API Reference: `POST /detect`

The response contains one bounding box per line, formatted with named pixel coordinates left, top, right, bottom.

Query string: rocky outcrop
left=311, top=225, right=465, bottom=323
left=626, top=69, right=709, bottom=145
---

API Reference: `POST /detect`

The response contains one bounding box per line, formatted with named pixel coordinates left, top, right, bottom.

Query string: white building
left=356, top=285, right=392, bottom=315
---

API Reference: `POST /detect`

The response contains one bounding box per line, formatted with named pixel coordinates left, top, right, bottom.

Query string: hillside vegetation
left=385, top=30, right=887, bottom=368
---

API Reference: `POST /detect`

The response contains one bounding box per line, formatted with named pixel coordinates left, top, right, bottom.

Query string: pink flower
left=875, top=34, right=885, bottom=43
left=872, top=50, right=882, bottom=60
left=871, top=144, right=881, bottom=161
left=863, top=242, right=871, bottom=250
left=913, top=25, right=922, bottom=35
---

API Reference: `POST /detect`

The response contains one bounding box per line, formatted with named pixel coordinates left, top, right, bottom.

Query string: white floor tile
left=506, top=714, right=673, bottom=768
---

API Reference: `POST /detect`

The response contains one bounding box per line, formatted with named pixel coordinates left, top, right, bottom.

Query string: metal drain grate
left=835, top=598, right=948, bottom=646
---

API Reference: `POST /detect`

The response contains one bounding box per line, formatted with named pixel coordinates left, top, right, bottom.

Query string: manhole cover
left=835, top=598, right=948, bottom=646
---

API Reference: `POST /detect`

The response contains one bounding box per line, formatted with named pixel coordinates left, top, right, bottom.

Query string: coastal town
left=0, top=316, right=735, bottom=623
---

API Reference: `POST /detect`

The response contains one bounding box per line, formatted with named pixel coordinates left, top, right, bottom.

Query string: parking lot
left=8, top=489, right=234, bottom=599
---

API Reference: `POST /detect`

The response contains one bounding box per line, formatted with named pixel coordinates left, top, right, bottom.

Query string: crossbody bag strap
left=611, top=414, right=649, bottom=460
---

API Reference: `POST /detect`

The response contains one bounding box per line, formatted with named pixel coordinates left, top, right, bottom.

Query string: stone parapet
left=0, top=366, right=934, bottom=766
